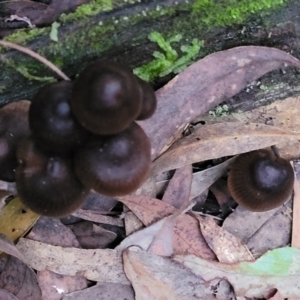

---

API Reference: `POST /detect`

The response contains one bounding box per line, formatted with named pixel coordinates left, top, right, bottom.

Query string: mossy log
left=0, top=0, right=300, bottom=109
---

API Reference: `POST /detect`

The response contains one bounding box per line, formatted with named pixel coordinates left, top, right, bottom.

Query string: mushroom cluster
left=1, top=60, right=156, bottom=217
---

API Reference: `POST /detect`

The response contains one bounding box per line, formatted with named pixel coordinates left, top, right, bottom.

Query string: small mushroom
left=71, top=60, right=142, bottom=135
left=228, top=149, right=294, bottom=212
left=74, top=122, right=151, bottom=196
left=0, top=100, right=30, bottom=182
left=16, top=137, right=89, bottom=217
left=136, top=77, right=157, bottom=120
left=29, top=81, right=89, bottom=153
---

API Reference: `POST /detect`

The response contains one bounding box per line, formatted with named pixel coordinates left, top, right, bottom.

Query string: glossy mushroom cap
left=136, top=78, right=157, bottom=120
left=74, top=122, right=151, bottom=196
left=29, top=81, right=89, bottom=153
left=0, top=100, right=30, bottom=182
left=228, top=149, right=294, bottom=212
left=16, top=137, right=89, bottom=217
left=71, top=60, right=142, bottom=135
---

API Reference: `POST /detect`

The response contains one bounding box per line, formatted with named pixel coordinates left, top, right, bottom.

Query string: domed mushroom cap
left=136, top=78, right=157, bottom=120
left=0, top=100, right=30, bottom=182
left=74, top=122, right=151, bottom=196
left=228, top=149, right=294, bottom=212
left=29, top=81, right=89, bottom=153
left=16, top=137, right=89, bottom=217
left=71, top=60, right=142, bottom=135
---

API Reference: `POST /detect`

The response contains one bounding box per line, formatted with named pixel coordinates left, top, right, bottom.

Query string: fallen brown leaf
left=123, top=249, right=183, bottom=300
left=174, top=247, right=300, bottom=298
left=190, top=157, right=235, bottom=200
left=119, top=195, right=216, bottom=259
left=62, top=283, right=135, bottom=300
left=17, top=238, right=129, bottom=284
left=198, top=216, right=253, bottom=263
left=37, top=271, right=87, bottom=300
left=162, top=165, right=192, bottom=209
left=197, top=95, right=300, bottom=160
left=173, top=214, right=216, bottom=259
left=152, top=122, right=300, bottom=174
left=27, top=217, right=88, bottom=299
left=140, top=46, right=300, bottom=159
left=68, top=221, right=117, bottom=249
left=147, top=216, right=175, bottom=256
left=119, top=195, right=175, bottom=226
left=116, top=215, right=173, bottom=252
left=0, top=233, right=26, bottom=263
left=223, top=203, right=290, bottom=245
left=124, top=211, right=144, bottom=236
left=72, top=209, right=123, bottom=227
left=0, top=256, right=42, bottom=299
left=123, top=249, right=216, bottom=300
left=0, top=288, right=19, bottom=300
left=27, top=217, right=80, bottom=248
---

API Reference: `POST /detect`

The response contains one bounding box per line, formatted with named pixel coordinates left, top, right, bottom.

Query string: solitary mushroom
left=29, top=81, right=89, bottom=153
left=0, top=100, right=30, bottom=182
left=74, top=122, right=151, bottom=196
left=71, top=60, right=142, bottom=135
left=16, top=137, right=89, bottom=217
left=228, top=149, right=294, bottom=212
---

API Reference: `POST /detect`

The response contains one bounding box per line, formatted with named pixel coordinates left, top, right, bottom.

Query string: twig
left=0, top=40, right=70, bottom=81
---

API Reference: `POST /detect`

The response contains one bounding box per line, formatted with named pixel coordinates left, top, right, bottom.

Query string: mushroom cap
left=228, top=149, right=294, bottom=212
left=0, top=100, right=30, bottom=182
left=29, top=81, right=89, bottom=153
left=136, top=78, right=157, bottom=120
left=74, top=122, right=151, bottom=196
left=16, top=137, right=89, bottom=217
left=71, top=60, right=142, bottom=135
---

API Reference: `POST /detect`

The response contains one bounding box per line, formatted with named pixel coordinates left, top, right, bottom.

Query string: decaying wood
left=0, top=0, right=299, bottom=108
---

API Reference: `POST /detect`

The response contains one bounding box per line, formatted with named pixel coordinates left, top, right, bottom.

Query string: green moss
left=209, top=104, right=230, bottom=117
left=3, top=27, right=48, bottom=46
left=192, top=0, right=287, bottom=27
left=59, top=0, right=113, bottom=23
left=7, top=62, right=55, bottom=82
left=134, top=32, right=204, bottom=82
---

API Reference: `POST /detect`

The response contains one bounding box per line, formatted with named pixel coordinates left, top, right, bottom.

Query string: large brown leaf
left=139, top=46, right=300, bottom=159
left=152, top=122, right=300, bottom=174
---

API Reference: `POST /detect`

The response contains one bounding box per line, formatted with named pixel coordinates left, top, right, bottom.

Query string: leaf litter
left=1, top=45, right=300, bottom=299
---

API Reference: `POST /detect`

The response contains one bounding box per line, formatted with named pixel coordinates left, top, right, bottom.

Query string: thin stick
left=0, top=40, right=70, bottom=81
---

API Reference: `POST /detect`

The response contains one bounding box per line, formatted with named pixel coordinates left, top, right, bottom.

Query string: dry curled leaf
left=0, top=256, right=42, bottom=300
left=123, top=249, right=215, bottom=300
left=174, top=247, right=300, bottom=298
left=17, top=238, right=129, bottom=284
left=153, top=122, right=300, bottom=174
left=119, top=196, right=216, bottom=259
left=0, top=233, right=26, bottom=263
left=140, top=46, right=300, bottom=159
left=198, top=216, right=253, bottom=263
left=162, top=165, right=192, bottom=209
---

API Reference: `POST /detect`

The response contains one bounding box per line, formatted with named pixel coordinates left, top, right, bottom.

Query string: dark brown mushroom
left=136, top=77, right=157, bottom=120
left=16, top=137, right=89, bottom=217
left=29, top=81, right=89, bottom=153
left=228, top=149, right=294, bottom=212
left=0, top=100, right=30, bottom=182
left=71, top=60, right=142, bottom=135
left=74, top=122, right=151, bottom=196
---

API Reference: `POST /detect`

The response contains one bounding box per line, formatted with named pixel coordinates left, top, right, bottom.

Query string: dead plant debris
left=1, top=45, right=300, bottom=299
